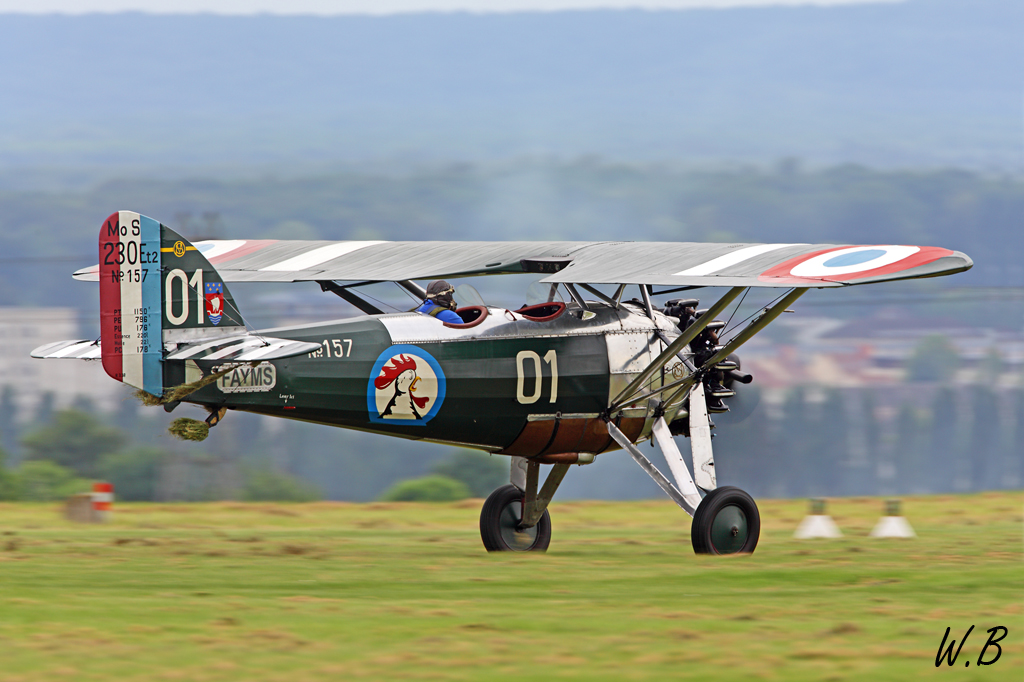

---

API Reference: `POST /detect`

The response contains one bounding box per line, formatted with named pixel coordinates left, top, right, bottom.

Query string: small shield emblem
left=205, top=282, right=224, bottom=325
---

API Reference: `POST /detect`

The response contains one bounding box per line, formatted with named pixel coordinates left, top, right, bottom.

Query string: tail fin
left=98, top=211, right=244, bottom=396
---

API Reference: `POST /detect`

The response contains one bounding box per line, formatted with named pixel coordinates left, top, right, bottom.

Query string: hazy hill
left=0, top=0, right=1020, bottom=182
left=2, top=161, right=1020, bottom=319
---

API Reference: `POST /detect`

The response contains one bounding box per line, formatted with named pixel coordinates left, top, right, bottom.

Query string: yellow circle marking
left=173, top=241, right=186, bottom=257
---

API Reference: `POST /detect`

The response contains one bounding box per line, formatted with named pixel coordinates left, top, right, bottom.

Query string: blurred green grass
left=0, top=493, right=1021, bottom=681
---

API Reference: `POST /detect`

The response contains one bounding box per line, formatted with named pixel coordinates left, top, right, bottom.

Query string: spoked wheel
left=480, top=484, right=551, bottom=552
left=691, top=486, right=760, bottom=555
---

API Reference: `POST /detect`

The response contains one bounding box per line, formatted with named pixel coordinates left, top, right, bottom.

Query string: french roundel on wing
left=759, top=245, right=954, bottom=284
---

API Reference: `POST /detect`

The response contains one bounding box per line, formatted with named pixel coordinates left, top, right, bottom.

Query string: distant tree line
left=1, top=373, right=1020, bottom=504
left=0, top=405, right=321, bottom=503
left=0, top=387, right=498, bottom=503
left=2, top=161, right=1021, bottom=321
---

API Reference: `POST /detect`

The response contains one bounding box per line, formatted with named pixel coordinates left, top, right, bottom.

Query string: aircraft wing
left=538, top=242, right=972, bottom=288
left=72, top=239, right=972, bottom=288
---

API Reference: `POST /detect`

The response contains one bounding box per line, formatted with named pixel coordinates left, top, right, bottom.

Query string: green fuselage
left=178, top=303, right=682, bottom=454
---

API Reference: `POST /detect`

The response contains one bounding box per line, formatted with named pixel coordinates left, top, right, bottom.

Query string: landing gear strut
left=608, top=386, right=761, bottom=555
left=480, top=457, right=569, bottom=552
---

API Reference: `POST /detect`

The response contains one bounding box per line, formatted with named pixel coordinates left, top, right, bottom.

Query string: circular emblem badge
left=173, top=240, right=186, bottom=257
left=367, top=345, right=446, bottom=426
left=788, top=245, right=919, bottom=278
left=759, top=244, right=953, bottom=284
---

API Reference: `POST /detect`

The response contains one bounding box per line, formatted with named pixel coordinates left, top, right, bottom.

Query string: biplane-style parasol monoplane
left=33, top=213, right=972, bottom=554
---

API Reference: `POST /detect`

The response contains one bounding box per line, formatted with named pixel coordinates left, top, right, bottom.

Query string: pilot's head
left=426, top=280, right=457, bottom=310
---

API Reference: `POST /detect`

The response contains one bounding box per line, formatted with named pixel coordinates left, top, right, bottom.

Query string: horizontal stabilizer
left=31, top=339, right=101, bottom=360
left=165, top=334, right=322, bottom=363
left=33, top=335, right=321, bottom=363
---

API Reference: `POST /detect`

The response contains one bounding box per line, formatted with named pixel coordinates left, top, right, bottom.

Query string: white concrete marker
left=794, top=497, right=842, bottom=539
left=870, top=499, right=916, bottom=538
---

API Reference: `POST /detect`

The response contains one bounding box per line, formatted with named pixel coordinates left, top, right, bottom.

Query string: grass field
left=0, top=492, right=1021, bottom=681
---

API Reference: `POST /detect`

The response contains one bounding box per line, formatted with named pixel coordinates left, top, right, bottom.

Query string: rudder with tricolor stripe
left=99, top=212, right=162, bottom=395
left=98, top=211, right=244, bottom=397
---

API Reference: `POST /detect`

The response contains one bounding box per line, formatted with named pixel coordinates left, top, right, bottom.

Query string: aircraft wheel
left=691, top=486, right=760, bottom=555
left=479, top=484, right=551, bottom=552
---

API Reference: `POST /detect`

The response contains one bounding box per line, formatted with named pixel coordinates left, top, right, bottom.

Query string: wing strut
left=661, top=287, right=806, bottom=408
left=563, top=283, right=590, bottom=311
left=577, top=283, right=620, bottom=309
left=640, top=284, right=655, bottom=319
left=318, top=280, right=384, bottom=315
left=609, top=287, right=745, bottom=411
left=396, top=280, right=426, bottom=300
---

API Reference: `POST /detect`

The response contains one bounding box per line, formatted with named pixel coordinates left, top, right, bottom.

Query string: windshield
left=454, top=283, right=486, bottom=307
left=525, top=281, right=565, bottom=306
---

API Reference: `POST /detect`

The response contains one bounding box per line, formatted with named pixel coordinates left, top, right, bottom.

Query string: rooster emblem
left=374, top=354, right=430, bottom=419
left=368, top=346, right=446, bottom=425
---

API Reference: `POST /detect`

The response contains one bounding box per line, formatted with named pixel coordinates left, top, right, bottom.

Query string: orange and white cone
left=91, top=482, right=113, bottom=522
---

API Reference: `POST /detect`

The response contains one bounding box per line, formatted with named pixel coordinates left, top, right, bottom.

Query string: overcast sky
left=0, top=0, right=903, bottom=15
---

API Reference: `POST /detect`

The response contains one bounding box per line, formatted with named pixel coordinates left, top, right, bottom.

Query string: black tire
left=691, top=486, right=760, bottom=555
left=479, top=484, right=552, bottom=552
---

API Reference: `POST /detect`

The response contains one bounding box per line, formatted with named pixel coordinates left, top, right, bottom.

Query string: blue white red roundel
left=789, top=245, right=919, bottom=277
left=760, top=245, right=953, bottom=284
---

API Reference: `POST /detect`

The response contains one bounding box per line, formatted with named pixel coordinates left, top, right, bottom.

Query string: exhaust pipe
left=532, top=452, right=596, bottom=465
left=726, top=369, right=753, bottom=385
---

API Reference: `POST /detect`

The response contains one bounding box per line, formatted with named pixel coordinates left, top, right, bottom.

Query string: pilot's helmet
left=426, top=280, right=456, bottom=309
